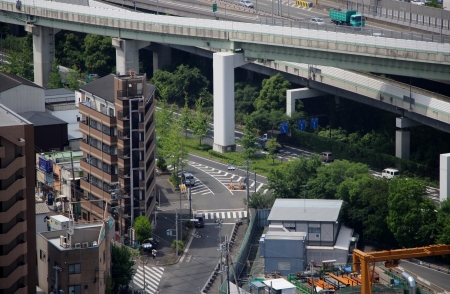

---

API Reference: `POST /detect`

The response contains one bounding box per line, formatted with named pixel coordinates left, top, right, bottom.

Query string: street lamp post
left=441, top=6, right=447, bottom=43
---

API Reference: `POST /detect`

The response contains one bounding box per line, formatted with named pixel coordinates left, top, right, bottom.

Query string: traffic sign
left=212, top=3, right=217, bottom=11
left=280, top=122, right=289, bottom=134
left=310, top=117, right=319, bottom=129
left=298, top=119, right=306, bottom=131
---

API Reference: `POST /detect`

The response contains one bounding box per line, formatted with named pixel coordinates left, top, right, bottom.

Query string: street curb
left=161, top=229, right=195, bottom=266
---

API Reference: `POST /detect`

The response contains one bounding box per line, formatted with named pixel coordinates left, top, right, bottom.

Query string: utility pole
left=246, top=160, right=250, bottom=225
left=189, top=186, right=192, bottom=219
left=175, top=208, right=178, bottom=258
left=254, top=172, right=256, bottom=193
left=226, top=235, right=230, bottom=294
left=53, top=265, right=62, bottom=293
left=216, top=218, right=224, bottom=285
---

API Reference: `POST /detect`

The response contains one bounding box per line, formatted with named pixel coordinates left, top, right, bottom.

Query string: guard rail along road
left=1, top=0, right=450, bottom=79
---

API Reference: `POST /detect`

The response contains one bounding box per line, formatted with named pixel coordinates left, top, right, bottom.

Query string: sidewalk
left=151, top=174, right=192, bottom=265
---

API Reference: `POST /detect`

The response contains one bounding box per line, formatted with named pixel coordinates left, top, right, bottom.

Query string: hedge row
left=288, top=130, right=438, bottom=180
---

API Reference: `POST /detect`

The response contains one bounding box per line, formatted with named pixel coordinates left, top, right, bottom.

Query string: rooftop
left=267, top=199, right=343, bottom=222
left=79, top=74, right=115, bottom=103
left=263, top=278, right=296, bottom=290
left=0, top=104, right=31, bottom=126
left=263, top=231, right=306, bottom=241
left=44, top=88, right=74, bottom=97
left=20, top=111, right=68, bottom=127
left=0, top=71, right=43, bottom=92
left=35, top=202, right=51, bottom=215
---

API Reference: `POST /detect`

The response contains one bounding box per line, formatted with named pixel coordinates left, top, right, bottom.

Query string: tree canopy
left=238, top=115, right=259, bottom=158
left=84, top=34, right=115, bottom=74
left=48, top=58, right=64, bottom=89
left=133, top=216, right=152, bottom=243
left=111, top=245, right=135, bottom=292
left=253, top=73, right=291, bottom=112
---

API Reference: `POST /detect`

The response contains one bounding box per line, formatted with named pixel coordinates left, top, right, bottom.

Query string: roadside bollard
left=438, top=267, right=440, bottom=271
left=428, top=264, right=431, bottom=268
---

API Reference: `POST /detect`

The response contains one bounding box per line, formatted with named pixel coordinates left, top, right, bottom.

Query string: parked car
left=320, top=152, right=334, bottom=163
left=142, top=238, right=159, bottom=252
left=310, top=18, right=325, bottom=25
left=182, top=172, right=195, bottom=186
left=194, top=213, right=205, bottom=228
left=381, top=168, right=400, bottom=179
left=240, top=0, right=254, bottom=8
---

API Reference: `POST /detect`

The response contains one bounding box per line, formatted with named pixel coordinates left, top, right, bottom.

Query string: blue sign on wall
left=310, top=117, right=319, bottom=129
left=280, top=122, right=289, bottom=134
left=39, top=157, right=53, bottom=173
left=298, top=119, right=306, bottom=131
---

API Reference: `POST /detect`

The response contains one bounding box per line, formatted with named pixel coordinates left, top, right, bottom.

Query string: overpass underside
left=0, top=0, right=450, bottom=80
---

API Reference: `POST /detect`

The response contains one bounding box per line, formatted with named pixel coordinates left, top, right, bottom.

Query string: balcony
left=0, top=155, right=25, bottom=180
left=118, top=149, right=130, bottom=160
left=118, top=130, right=129, bottom=141
left=0, top=178, right=25, bottom=202
left=0, top=242, right=26, bottom=266
left=79, top=102, right=116, bottom=126
left=118, top=110, right=129, bottom=121
left=118, top=168, right=130, bottom=179
left=0, top=200, right=26, bottom=223
left=0, top=220, right=27, bottom=245
left=0, top=264, right=27, bottom=290
left=0, top=146, right=5, bottom=158
left=80, top=177, right=104, bottom=199
left=117, top=89, right=143, bottom=100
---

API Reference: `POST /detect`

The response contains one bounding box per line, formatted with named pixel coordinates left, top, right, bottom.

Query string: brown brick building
left=0, top=104, right=36, bottom=294
left=77, top=72, right=157, bottom=236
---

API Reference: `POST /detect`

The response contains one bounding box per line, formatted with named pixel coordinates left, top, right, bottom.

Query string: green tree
left=64, top=65, right=82, bottom=91
left=267, top=155, right=322, bottom=199
left=191, top=98, right=210, bottom=145
left=436, top=199, right=450, bottom=244
left=56, top=31, right=86, bottom=70
left=111, top=245, right=135, bottom=292
left=305, top=160, right=370, bottom=200
left=253, top=73, right=292, bottom=112
left=47, top=58, right=64, bottom=89
left=133, top=215, right=152, bottom=243
left=180, top=97, right=191, bottom=138
left=244, top=191, right=275, bottom=209
left=105, top=273, right=114, bottom=294
left=425, top=0, right=440, bottom=7
left=318, top=127, right=348, bottom=142
left=387, top=178, right=438, bottom=248
left=1, top=34, right=33, bottom=81
left=84, top=34, right=114, bottom=74
left=266, top=138, right=279, bottom=164
left=249, top=109, right=291, bottom=135
left=235, top=82, right=259, bottom=121
left=238, top=115, right=258, bottom=158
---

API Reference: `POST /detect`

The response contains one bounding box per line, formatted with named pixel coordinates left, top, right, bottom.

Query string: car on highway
left=142, top=238, right=159, bottom=252
left=194, top=213, right=205, bottom=228
left=182, top=172, right=195, bottom=187
left=411, top=0, right=425, bottom=5
left=320, top=152, right=334, bottom=163
left=381, top=168, right=400, bottom=179
left=240, top=0, right=254, bottom=8
left=310, top=18, right=325, bottom=25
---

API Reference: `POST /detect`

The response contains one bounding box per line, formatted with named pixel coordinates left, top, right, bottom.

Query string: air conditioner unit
left=315, top=234, right=320, bottom=238
left=63, top=242, right=67, bottom=248
left=60, top=236, right=65, bottom=247
left=82, top=242, right=89, bottom=248
left=74, top=243, right=81, bottom=249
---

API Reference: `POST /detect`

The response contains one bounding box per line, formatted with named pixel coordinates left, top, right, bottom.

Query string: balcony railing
left=118, top=110, right=129, bottom=121
left=79, top=101, right=114, bottom=117
left=118, top=149, right=130, bottom=159
left=118, top=169, right=130, bottom=179
left=117, top=89, right=143, bottom=100
left=118, top=130, right=129, bottom=140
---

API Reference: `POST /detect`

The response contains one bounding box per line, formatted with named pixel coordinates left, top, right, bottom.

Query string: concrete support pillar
left=440, top=153, right=450, bottom=202
left=395, top=117, right=421, bottom=160
left=26, top=25, right=58, bottom=87
left=395, top=130, right=410, bottom=160
left=112, top=38, right=149, bottom=75
left=152, top=43, right=172, bottom=73
left=286, top=88, right=324, bottom=117
left=213, top=52, right=247, bottom=153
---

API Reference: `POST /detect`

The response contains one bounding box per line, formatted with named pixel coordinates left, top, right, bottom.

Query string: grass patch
left=184, top=139, right=286, bottom=177
left=165, top=257, right=176, bottom=265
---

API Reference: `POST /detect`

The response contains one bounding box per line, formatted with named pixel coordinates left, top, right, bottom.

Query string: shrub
left=171, top=240, right=184, bottom=254
left=157, top=157, right=168, bottom=172
left=169, top=175, right=181, bottom=187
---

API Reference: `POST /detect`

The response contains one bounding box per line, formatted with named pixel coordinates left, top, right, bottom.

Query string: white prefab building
left=267, top=199, right=355, bottom=265
left=0, top=72, right=45, bottom=113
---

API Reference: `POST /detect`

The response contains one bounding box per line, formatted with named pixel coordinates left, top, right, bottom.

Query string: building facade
left=0, top=104, right=36, bottom=294
left=77, top=72, right=156, bottom=235
left=36, top=221, right=112, bottom=294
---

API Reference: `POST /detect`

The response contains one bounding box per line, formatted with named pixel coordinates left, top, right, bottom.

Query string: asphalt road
left=398, top=260, right=450, bottom=293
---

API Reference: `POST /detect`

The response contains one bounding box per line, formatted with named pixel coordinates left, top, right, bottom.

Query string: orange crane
left=352, top=244, right=450, bottom=294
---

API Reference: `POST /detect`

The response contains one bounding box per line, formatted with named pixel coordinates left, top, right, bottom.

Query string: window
left=109, top=107, right=114, bottom=117
left=68, top=285, right=81, bottom=294
left=68, top=263, right=81, bottom=274
left=308, top=227, right=321, bottom=234
left=39, top=250, right=46, bottom=261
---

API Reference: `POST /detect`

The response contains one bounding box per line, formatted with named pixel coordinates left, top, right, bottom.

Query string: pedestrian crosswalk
left=132, top=265, right=164, bottom=294
left=166, top=166, right=213, bottom=195
left=198, top=210, right=248, bottom=221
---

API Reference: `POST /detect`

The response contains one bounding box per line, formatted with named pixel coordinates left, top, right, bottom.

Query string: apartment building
left=0, top=104, right=36, bottom=294
left=36, top=220, right=112, bottom=294
left=77, top=72, right=157, bottom=235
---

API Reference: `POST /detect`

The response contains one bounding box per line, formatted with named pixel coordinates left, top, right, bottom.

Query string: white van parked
left=381, top=168, right=400, bottom=179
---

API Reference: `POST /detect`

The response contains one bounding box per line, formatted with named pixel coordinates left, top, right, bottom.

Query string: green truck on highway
left=329, top=9, right=365, bottom=27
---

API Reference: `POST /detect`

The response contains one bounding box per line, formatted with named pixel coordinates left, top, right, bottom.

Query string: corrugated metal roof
left=44, top=88, right=74, bottom=97
left=35, top=202, right=51, bottom=215
left=267, top=199, right=343, bottom=222
left=0, top=72, right=43, bottom=92
left=79, top=74, right=115, bottom=103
